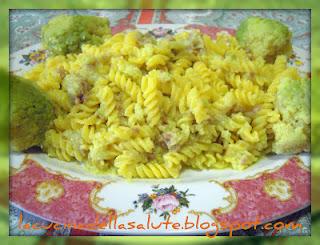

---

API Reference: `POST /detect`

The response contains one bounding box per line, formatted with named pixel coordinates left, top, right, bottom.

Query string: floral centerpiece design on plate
left=133, top=185, right=195, bottom=219
left=19, top=49, right=47, bottom=66
left=148, top=27, right=176, bottom=38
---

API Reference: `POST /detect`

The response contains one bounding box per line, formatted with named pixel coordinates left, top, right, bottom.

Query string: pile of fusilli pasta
left=24, top=29, right=302, bottom=178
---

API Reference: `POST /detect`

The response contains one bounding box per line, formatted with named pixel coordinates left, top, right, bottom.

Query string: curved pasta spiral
left=115, top=152, right=181, bottom=178
left=187, top=88, right=208, bottom=123
left=135, top=161, right=181, bottom=178
left=232, top=88, right=265, bottom=107
left=179, top=142, right=209, bottom=161
left=189, top=153, right=217, bottom=169
left=141, top=75, right=161, bottom=126
left=44, top=129, right=86, bottom=162
left=96, top=82, right=120, bottom=127
left=116, top=137, right=154, bottom=153
left=146, top=54, right=169, bottom=70
left=108, top=67, right=143, bottom=104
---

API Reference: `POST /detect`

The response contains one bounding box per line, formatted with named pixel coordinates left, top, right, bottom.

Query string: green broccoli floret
left=277, top=78, right=310, bottom=125
left=236, top=16, right=292, bottom=62
left=10, top=75, right=55, bottom=151
left=272, top=122, right=308, bottom=154
left=272, top=78, right=310, bottom=154
left=41, top=15, right=110, bottom=56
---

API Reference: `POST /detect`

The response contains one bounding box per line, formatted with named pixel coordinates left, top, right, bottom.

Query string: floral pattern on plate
left=133, top=185, right=194, bottom=219
left=19, top=49, right=47, bottom=66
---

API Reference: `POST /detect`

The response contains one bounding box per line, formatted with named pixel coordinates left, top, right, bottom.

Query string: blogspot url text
left=18, top=212, right=303, bottom=237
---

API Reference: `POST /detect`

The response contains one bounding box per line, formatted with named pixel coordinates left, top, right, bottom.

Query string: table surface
left=9, top=9, right=311, bottom=236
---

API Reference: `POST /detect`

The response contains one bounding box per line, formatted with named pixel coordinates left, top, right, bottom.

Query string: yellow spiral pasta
left=190, top=153, right=218, bottom=169
left=116, top=137, right=154, bottom=153
left=187, top=88, right=208, bottom=123
left=25, top=28, right=308, bottom=179
left=43, top=129, right=86, bottom=162
left=95, top=80, right=120, bottom=127
left=108, top=67, right=143, bottom=104
left=146, top=54, right=169, bottom=70
left=141, top=74, right=161, bottom=126
left=135, top=161, right=181, bottom=178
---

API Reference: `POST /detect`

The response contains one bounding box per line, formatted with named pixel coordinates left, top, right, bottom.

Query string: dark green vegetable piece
left=10, top=75, right=55, bottom=151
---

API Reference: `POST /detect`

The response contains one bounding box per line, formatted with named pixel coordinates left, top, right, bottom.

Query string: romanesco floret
left=236, top=16, right=292, bottom=62
left=272, top=78, right=310, bottom=154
